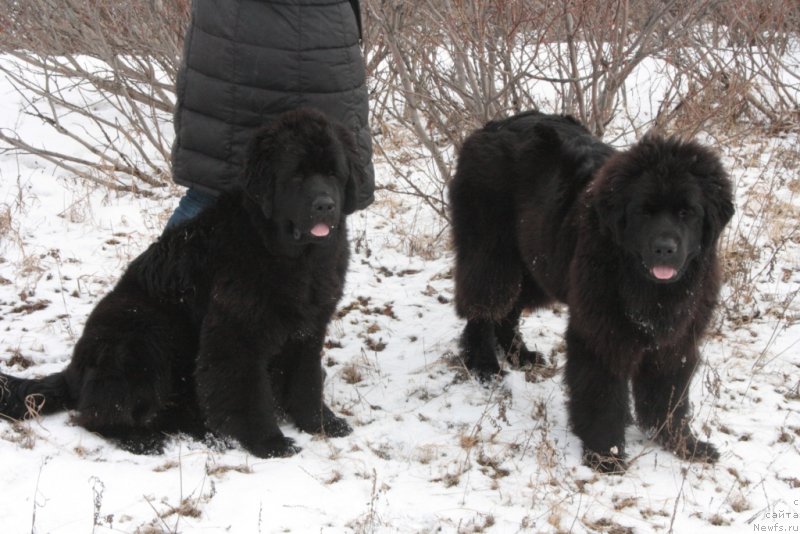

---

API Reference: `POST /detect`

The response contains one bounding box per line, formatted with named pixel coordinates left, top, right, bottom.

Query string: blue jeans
left=165, top=188, right=217, bottom=230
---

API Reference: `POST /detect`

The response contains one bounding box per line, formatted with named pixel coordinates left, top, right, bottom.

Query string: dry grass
left=341, top=362, right=365, bottom=385
left=718, top=135, right=800, bottom=340
left=205, top=463, right=253, bottom=477
left=0, top=204, right=12, bottom=237
left=0, top=420, right=38, bottom=449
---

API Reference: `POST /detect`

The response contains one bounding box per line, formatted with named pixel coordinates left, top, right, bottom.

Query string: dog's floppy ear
left=700, top=177, right=734, bottom=248
left=703, top=190, right=734, bottom=246
left=241, top=126, right=279, bottom=218
left=592, top=155, right=628, bottom=244
left=689, top=144, right=734, bottom=246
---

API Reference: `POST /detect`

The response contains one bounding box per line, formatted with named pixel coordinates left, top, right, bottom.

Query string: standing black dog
left=450, top=111, right=734, bottom=472
left=0, top=108, right=361, bottom=458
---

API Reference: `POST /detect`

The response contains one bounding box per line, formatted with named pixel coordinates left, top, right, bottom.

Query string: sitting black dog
left=0, top=108, right=362, bottom=458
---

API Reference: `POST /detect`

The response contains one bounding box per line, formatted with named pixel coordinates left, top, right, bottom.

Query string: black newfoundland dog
left=0, top=108, right=361, bottom=458
left=450, top=111, right=734, bottom=472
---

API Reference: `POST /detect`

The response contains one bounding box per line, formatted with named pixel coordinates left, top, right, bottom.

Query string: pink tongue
left=652, top=266, right=677, bottom=280
left=310, top=223, right=330, bottom=237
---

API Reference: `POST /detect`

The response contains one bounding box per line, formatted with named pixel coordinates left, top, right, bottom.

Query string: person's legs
left=165, top=189, right=217, bottom=230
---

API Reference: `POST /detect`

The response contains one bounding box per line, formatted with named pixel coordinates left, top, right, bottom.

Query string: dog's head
left=241, top=108, right=364, bottom=244
left=593, top=135, right=734, bottom=284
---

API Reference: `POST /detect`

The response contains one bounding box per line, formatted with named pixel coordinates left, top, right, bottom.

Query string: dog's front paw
left=519, top=348, right=547, bottom=367
left=507, top=347, right=548, bottom=369
left=583, top=446, right=628, bottom=474
left=294, top=404, right=353, bottom=437
left=247, top=436, right=301, bottom=458
left=116, top=433, right=168, bottom=456
left=473, top=367, right=508, bottom=386
left=462, top=353, right=505, bottom=384
left=664, top=432, right=719, bottom=463
left=322, top=414, right=352, bottom=437
left=461, top=346, right=502, bottom=383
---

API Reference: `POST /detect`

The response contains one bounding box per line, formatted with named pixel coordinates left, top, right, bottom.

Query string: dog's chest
left=278, top=249, right=344, bottom=302
left=269, top=257, right=340, bottom=298
left=622, top=288, right=695, bottom=348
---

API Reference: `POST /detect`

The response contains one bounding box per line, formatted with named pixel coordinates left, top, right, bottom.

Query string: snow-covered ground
left=0, top=61, right=798, bottom=533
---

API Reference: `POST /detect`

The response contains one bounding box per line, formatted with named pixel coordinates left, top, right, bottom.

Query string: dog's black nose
left=312, top=195, right=335, bottom=213
left=651, top=236, right=678, bottom=257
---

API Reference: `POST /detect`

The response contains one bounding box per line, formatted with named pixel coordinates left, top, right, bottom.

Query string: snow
left=1, top=57, right=799, bottom=534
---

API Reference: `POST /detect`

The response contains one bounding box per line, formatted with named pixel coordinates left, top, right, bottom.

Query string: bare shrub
left=0, top=203, right=12, bottom=237
left=366, top=0, right=549, bottom=219
left=656, top=1, right=800, bottom=137
left=365, top=0, right=799, bottom=216
left=0, top=0, right=190, bottom=192
left=0, top=0, right=796, bottom=216
left=720, top=138, right=800, bottom=328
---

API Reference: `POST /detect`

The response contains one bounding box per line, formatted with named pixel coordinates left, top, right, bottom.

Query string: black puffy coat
left=171, top=0, right=374, bottom=210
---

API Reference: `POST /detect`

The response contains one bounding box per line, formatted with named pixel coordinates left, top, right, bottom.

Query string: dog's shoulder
left=121, top=194, right=242, bottom=296
left=483, top=111, right=587, bottom=139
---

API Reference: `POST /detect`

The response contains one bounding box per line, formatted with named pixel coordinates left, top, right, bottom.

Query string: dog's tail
left=0, top=371, right=71, bottom=420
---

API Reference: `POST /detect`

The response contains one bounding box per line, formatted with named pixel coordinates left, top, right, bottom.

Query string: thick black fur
left=450, top=111, right=734, bottom=472
left=0, top=108, right=363, bottom=458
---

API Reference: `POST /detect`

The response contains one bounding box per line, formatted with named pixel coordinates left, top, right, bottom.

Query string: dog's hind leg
left=495, top=279, right=550, bottom=369
left=454, top=249, right=521, bottom=381
left=69, top=345, right=175, bottom=454
left=65, top=294, right=194, bottom=455
left=450, top=140, right=523, bottom=379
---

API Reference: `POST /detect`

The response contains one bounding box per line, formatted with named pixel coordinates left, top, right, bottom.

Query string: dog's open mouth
left=292, top=222, right=335, bottom=241
left=651, top=265, right=677, bottom=280
left=310, top=223, right=331, bottom=238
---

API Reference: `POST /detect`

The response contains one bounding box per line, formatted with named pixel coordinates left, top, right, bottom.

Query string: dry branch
left=0, top=0, right=189, bottom=191
left=364, top=0, right=799, bottom=218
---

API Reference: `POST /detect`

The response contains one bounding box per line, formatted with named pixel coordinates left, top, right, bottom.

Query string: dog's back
left=483, top=110, right=584, bottom=137
left=452, top=111, right=613, bottom=289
